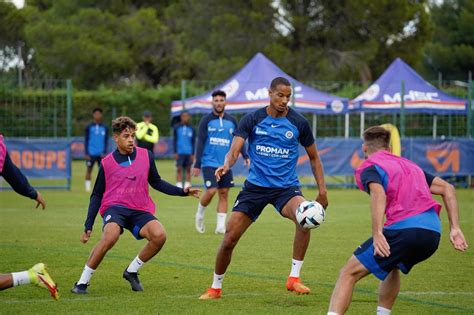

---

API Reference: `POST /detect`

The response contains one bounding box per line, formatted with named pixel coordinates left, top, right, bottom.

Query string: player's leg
left=176, top=166, right=183, bottom=188
left=184, top=156, right=192, bottom=188
left=328, top=255, right=371, bottom=314
left=0, top=264, right=59, bottom=300
left=71, top=222, right=121, bottom=294
left=377, top=269, right=400, bottom=314
left=215, top=187, right=229, bottom=234
left=195, top=167, right=219, bottom=233
left=280, top=194, right=312, bottom=294
left=200, top=211, right=253, bottom=299
left=85, top=158, right=94, bottom=192
left=123, top=219, right=165, bottom=291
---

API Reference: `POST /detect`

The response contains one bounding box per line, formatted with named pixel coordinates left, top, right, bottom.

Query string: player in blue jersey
left=199, top=77, right=328, bottom=299
left=173, top=110, right=195, bottom=189
left=192, top=90, right=250, bottom=234
left=84, top=108, right=109, bottom=192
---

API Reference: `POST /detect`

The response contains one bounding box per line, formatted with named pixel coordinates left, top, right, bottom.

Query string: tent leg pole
left=360, top=112, right=365, bottom=138
left=344, top=113, right=349, bottom=138
left=433, top=115, right=437, bottom=139
left=312, top=114, right=317, bottom=138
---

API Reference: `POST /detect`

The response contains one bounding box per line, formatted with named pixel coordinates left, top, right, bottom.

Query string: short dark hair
left=270, top=77, right=291, bottom=90
left=112, top=116, right=136, bottom=134
left=363, top=126, right=391, bottom=150
left=212, top=90, right=226, bottom=98
left=92, top=107, right=103, bottom=114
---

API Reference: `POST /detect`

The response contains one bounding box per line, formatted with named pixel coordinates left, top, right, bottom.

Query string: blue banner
left=4, top=138, right=71, bottom=179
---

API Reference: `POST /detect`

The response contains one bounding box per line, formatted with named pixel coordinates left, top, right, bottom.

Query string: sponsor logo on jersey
left=255, top=145, right=290, bottom=158
left=255, top=127, right=268, bottom=135
left=210, top=137, right=230, bottom=146
left=208, top=127, right=217, bottom=132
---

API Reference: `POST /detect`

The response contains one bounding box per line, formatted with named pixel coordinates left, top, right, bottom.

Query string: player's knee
left=221, top=233, right=239, bottom=251
left=101, top=234, right=120, bottom=249
left=338, top=264, right=361, bottom=282
left=149, top=230, right=167, bottom=246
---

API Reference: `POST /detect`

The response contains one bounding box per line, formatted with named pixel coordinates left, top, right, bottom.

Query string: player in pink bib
left=328, top=126, right=468, bottom=315
left=71, top=117, right=200, bottom=294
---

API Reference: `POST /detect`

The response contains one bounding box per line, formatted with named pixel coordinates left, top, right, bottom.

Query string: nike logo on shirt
left=271, top=124, right=279, bottom=128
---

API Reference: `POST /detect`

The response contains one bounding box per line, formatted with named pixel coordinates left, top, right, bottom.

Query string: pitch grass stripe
left=1, top=297, right=107, bottom=304
left=1, top=243, right=473, bottom=312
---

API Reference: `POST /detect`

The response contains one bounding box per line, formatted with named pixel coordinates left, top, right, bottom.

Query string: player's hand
left=184, top=187, right=201, bottom=198
left=243, top=158, right=250, bottom=167
left=174, top=153, right=178, bottom=160
left=373, top=232, right=390, bottom=257
left=449, top=227, right=468, bottom=252
left=316, top=192, right=328, bottom=209
left=192, top=167, right=200, bottom=177
left=35, top=192, right=46, bottom=210
left=81, top=230, right=92, bottom=244
left=215, top=165, right=229, bottom=182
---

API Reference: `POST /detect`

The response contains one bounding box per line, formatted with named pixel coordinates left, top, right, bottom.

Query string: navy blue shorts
left=202, top=167, right=234, bottom=189
left=354, top=228, right=440, bottom=280
left=176, top=154, right=193, bottom=168
left=232, top=180, right=303, bottom=221
left=102, top=206, right=158, bottom=240
left=86, top=156, right=101, bottom=169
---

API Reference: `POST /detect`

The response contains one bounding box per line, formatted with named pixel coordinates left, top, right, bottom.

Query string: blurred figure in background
left=136, top=111, right=159, bottom=156
left=173, top=110, right=195, bottom=189
left=84, top=108, right=108, bottom=192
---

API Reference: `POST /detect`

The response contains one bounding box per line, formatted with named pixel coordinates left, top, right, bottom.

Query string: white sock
left=377, top=306, right=391, bottom=315
left=78, top=265, right=95, bottom=285
left=289, top=259, right=304, bottom=277
left=11, top=271, right=31, bottom=286
left=211, top=272, right=225, bottom=289
left=217, top=213, right=227, bottom=230
left=85, top=180, right=91, bottom=191
left=197, top=203, right=206, bottom=217
left=327, top=312, right=339, bottom=315
left=184, top=181, right=191, bottom=189
left=127, top=256, right=144, bottom=273
left=176, top=182, right=183, bottom=188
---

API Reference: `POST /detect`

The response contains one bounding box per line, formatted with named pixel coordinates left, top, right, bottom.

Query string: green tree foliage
left=424, top=0, right=474, bottom=79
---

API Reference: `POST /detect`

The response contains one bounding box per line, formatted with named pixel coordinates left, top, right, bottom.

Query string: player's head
left=92, top=108, right=103, bottom=122
left=362, top=126, right=391, bottom=156
left=112, top=116, right=136, bottom=154
left=180, top=110, right=191, bottom=124
left=211, top=90, right=226, bottom=114
left=143, top=110, right=152, bottom=123
left=269, top=77, right=291, bottom=113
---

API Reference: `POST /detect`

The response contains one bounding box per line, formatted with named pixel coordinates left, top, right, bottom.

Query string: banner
left=4, top=138, right=71, bottom=179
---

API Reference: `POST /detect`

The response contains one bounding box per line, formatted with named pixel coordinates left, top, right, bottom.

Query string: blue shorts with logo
left=176, top=154, right=193, bottom=168
left=102, top=206, right=158, bottom=240
left=354, top=228, right=440, bottom=280
left=232, top=180, right=303, bottom=221
left=202, top=166, right=234, bottom=189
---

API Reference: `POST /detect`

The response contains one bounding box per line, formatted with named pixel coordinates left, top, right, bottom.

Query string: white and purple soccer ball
left=296, top=200, right=325, bottom=229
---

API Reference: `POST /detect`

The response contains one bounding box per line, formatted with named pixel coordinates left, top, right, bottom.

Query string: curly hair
left=112, top=116, right=136, bottom=134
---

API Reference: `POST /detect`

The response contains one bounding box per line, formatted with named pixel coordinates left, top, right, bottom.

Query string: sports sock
left=176, top=182, right=183, bottom=188
left=327, top=312, right=338, bottom=315
left=127, top=256, right=144, bottom=273
left=184, top=181, right=191, bottom=189
left=85, top=180, right=91, bottom=191
left=377, top=306, right=391, bottom=315
left=197, top=203, right=206, bottom=217
left=78, top=265, right=95, bottom=285
left=211, top=272, right=225, bottom=289
left=11, top=271, right=31, bottom=286
left=289, top=259, right=304, bottom=277
left=216, top=213, right=227, bottom=230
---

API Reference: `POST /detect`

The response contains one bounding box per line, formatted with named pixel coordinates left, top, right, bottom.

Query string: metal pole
left=433, top=115, right=437, bottom=139
left=344, top=113, right=349, bottom=138
left=17, top=42, right=22, bottom=89
left=66, top=79, right=72, bottom=138
left=468, top=71, right=472, bottom=137
left=438, top=72, right=442, bottom=89
left=181, top=79, right=187, bottom=110
left=312, top=114, right=317, bottom=138
left=360, top=112, right=365, bottom=138
left=400, top=80, right=405, bottom=138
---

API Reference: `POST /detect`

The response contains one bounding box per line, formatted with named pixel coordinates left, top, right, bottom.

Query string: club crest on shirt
left=285, top=131, right=294, bottom=139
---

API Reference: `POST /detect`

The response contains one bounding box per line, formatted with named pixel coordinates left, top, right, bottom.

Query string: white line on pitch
left=400, top=291, right=474, bottom=296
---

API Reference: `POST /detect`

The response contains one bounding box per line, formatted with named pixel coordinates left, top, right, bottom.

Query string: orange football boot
left=199, top=288, right=222, bottom=300
left=286, top=276, right=310, bottom=294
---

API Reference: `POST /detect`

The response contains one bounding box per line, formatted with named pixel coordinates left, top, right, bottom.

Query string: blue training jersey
left=173, top=123, right=195, bottom=155
left=195, top=112, right=247, bottom=168
left=234, top=107, right=314, bottom=188
left=85, top=123, right=108, bottom=156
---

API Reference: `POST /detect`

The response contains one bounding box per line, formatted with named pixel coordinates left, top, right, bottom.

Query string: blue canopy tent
left=351, top=58, right=468, bottom=137
left=171, top=53, right=349, bottom=129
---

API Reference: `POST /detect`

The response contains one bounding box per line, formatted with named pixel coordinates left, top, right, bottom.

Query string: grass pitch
left=0, top=160, right=473, bottom=314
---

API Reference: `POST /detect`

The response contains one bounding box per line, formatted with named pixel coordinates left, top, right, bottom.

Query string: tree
left=424, top=0, right=474, bottom=80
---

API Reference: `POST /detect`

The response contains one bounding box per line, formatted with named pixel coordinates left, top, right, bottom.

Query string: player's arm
left=192, top=117, right=208, bottom=175
left=82, top=168, right=105, bottom=243
left=215, top=136, right=245, bottom=181
left=1, top=152, right=45, bottom=209
left=368, top=182, right=391, bottom=257
left=147, top=151, right=200, bottom=198
left=304, top=143, right=328, bottom=208
left=428, top=176, right=468, bottom=252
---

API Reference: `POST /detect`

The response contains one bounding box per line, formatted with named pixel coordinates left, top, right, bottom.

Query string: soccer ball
left=296, top=200, right=325, bottom=229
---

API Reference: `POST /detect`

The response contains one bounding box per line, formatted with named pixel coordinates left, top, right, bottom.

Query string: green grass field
left=1, top=160, right=473, bottom=314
